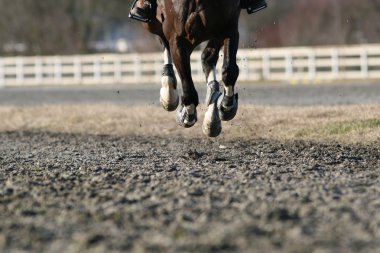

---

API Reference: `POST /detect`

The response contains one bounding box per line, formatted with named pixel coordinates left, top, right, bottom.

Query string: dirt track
left=1, top=131, right=379, bottom=253
left=1, top=82, right=380, bottom=107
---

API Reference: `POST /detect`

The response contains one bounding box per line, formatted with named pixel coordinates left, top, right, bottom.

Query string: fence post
left=93, top=57, right=101, bottom=83
left=34, top=57, right=43, bottom=85
left=285, top=51, right=293, bottom=80
left=74, top=57, right=82, bottom=84
left=360, top=47, right=368, bottom=78
left=114, top=55, right=123, bottom=83
left=262, top=52, right=270, bottom=80
left=331, top=49, right=339, bottom=79
left=16, top=57, right=24, bottom=84
left=134, top=54, right=142, bottom=82
left=54, top=56, right=62, bottom=85
left=308, top=49, right=316, bottom=80
left=0, top=59, right=4, bottom=87
left=240, top=55, right=249, bottom=81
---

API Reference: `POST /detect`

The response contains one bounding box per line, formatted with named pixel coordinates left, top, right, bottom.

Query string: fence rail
left=1, top=44, right=380, bottom=87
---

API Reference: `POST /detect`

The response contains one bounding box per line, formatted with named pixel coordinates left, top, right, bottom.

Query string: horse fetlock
left=160, top=75, right=179, bottom=111
left=162, top=64, right=176, bottom=78
left=224, top=85, right=234, bottom=97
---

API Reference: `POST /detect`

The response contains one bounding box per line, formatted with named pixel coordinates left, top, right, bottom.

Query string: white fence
left=0, top=44, right=380, bottom=87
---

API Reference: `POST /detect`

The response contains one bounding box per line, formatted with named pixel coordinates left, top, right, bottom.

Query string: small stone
left=87, top=234, right=105, bottom=246
left=188, top=189, right=204, bottom=197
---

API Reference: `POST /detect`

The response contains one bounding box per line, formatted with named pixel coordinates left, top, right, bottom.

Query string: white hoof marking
left=160, top=76, right=179, bottom=111
left=202, top=102, right=222, bottom=137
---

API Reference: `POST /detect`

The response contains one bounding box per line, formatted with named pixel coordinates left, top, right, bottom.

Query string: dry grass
left=0, top=104, right=379, bottom=144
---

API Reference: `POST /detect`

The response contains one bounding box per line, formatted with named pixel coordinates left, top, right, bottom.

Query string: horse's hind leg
left=201, top=39, right=224, bottom=137
left=160, top=46, right=179, bottom=111
left=218, top=30, right=240, bottom=121
left=201, top=39, right=223, bottom=82
left=170, top=38, right=199, bottom=128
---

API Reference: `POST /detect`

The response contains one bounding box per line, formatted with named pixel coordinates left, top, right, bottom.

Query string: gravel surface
left=1, top=131, right=379, bottom=253
left=1, top=82, right=380, bottom=107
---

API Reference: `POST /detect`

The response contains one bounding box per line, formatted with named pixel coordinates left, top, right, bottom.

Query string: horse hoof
left=176, top=104, right=197, bottom=128
left=218, top=93, right=239, bottom=121
left=202, top=81, right=222, bottom=137
left=202, top=103, right=222, bottom=137
left=160, top=76, right=179, bottom=112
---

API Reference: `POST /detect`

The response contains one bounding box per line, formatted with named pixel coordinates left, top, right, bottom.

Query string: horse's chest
left=162, top=0, right=233, bottom=45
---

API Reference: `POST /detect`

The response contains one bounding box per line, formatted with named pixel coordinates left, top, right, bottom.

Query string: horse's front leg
left=160, top=46, right=179, bottom=111
left=218, top=30, right=240, bottom=121
left=170, top=37, right=199, bottom=128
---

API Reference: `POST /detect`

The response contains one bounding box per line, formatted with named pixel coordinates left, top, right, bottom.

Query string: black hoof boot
left=218, top=93, right=239, bottom=121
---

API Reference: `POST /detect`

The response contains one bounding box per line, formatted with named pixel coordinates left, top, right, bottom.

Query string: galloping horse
left=134, top=0, right=243, bottom=137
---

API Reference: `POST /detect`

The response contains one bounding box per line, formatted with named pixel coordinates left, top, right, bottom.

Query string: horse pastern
left=222, top=95, right=235, bottom=108
left=224, top=86, right=234, bottom=97
left=205, top=81, right=222, bottom=106
left=162, top=64, right=176, bottom=77
left=220, top=92, right=238, bottom=109
left=218, top=93, right=238, bottom=121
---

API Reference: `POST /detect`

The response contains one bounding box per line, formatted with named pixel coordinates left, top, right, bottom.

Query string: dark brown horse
left=138, top=0, right=241, bottom=137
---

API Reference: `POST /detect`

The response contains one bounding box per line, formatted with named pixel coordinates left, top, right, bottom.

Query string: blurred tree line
left=0, top=0, right=379, bottom=55
left=0, top=0, right=138, bottom=55
left=246, top=0, right=380, bottom=48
